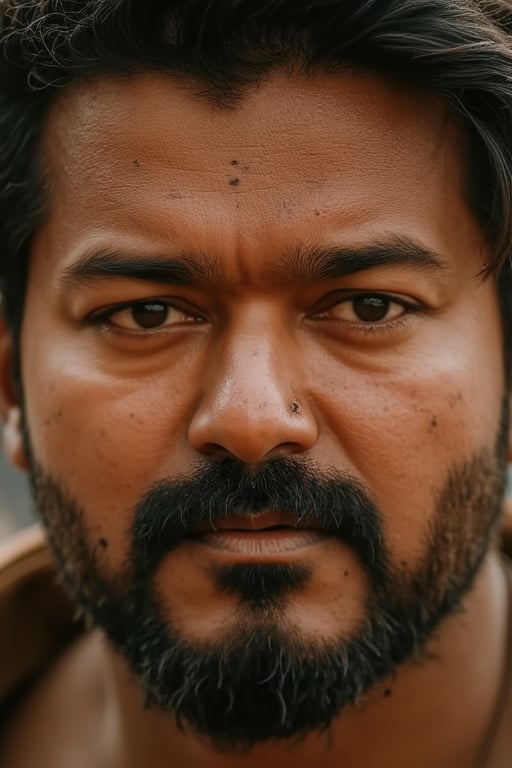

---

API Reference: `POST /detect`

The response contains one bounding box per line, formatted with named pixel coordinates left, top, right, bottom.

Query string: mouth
left=187, top=512, right=331, bottom=558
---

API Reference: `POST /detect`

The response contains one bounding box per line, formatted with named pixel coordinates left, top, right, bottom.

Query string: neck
left=97, top=552, right=509, bottom=768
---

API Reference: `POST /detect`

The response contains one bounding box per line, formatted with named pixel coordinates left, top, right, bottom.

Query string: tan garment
left=0, top=527, right=79, bottom=717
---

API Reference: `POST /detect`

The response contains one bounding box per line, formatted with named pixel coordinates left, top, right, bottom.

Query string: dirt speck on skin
left=229, top=177, right=240, bottom=187
left=44, top=410, right=63, bottom=426
left=449, top=392, right=464, bottom=408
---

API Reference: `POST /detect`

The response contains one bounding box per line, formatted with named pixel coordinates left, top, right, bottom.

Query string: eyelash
left=87, top=292, right=421, bottom=337
left=311, top=293, right=421, bottom=334
left=88, top=298, right=204, bottom=334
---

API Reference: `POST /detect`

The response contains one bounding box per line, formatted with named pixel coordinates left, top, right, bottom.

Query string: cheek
left=347, top=376, right=502, bottom=563
left=22, top=353, right=202, bottom=570
left=310, top=309, right=505, bottom=564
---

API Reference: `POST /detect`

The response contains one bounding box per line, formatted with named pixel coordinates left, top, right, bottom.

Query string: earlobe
left=0, top=316, right=27, bottom=471
left=3, top=406, right=27, bottom=470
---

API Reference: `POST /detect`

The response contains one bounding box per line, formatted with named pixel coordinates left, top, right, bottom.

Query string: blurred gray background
left=0, top=444, right=32, bottom=539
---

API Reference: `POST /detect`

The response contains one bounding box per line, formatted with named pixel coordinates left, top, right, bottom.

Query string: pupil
left=353, top=296, right=389, bottom=322
left=131, top=302, right=168, bottom=328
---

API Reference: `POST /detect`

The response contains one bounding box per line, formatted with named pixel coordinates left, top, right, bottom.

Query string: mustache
left=131, top=457, right=387, bottom=581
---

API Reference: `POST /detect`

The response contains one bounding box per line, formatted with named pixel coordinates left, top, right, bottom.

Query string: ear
left=0, top=315, right=27, bottom=471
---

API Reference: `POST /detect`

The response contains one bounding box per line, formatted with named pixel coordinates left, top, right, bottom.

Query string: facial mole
left=229, top=177, right=240, bottom=187
left=133, top=159, right=140, bottom=167
left=230, top=159, right=239, bottom=166
left=431, top=416, right=438, bottom=428
left=383, top=688, right=393, bottom=698
left=98, top=537, right=109, bottom=549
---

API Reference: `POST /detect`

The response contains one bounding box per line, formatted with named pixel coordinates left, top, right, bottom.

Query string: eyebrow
left=60, top=248, right=221, bottom=288
left=60, top=235, right=446, bottom=290
left=285, top=236, right=446, bottom=282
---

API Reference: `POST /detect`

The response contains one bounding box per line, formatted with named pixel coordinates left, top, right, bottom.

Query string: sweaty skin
left=0, top=70, right=510, bottom=768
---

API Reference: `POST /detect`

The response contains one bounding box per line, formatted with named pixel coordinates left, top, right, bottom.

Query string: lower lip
left=189, top=529, right=330, bottom=557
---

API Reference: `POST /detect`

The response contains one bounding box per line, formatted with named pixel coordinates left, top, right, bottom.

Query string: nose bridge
left=187, top=308, right=318, bottom=462
left=222, top=319, right=290, bottom=412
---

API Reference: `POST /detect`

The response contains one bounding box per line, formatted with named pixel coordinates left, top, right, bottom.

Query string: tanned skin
left=0, top=70, right=510, bottom=768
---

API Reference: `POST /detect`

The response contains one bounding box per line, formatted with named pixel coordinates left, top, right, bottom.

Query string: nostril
left=200, top=442, right=231, bottom=458
left=188, top=393, right=319, bottom=462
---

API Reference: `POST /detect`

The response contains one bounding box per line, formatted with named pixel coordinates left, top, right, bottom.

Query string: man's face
left=10, top=69, right=509, bottom=746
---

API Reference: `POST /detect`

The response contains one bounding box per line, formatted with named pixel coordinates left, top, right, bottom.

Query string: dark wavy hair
left=1, top=0, right=512, bottom=364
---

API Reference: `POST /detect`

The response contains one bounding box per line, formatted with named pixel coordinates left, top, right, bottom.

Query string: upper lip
left=189, top=511, right=315, bottom=533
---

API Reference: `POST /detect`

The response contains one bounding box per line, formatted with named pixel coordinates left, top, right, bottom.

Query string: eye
left=121, top=301, right=172, bottom=329
left=320, top=294, right=411, bottom=325
left=94, top=300, right=203, bottom=331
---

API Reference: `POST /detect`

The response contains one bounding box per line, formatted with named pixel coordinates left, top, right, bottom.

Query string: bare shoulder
left=0, top=631, right=106, bottom=768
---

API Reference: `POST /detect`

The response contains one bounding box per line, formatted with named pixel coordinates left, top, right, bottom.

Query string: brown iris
left=352, top=296, right=390, bottom=322
left=131, top=302, right=169, bottom=329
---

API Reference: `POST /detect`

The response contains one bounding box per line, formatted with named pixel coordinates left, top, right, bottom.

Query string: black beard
left=25, top=406, right=508, bottom=752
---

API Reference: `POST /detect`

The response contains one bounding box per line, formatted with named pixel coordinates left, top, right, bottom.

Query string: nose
left=188, top=327, right=319, bottom=464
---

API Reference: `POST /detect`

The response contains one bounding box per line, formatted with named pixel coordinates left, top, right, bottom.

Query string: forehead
left=36, top=68, right=478, bottom=282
